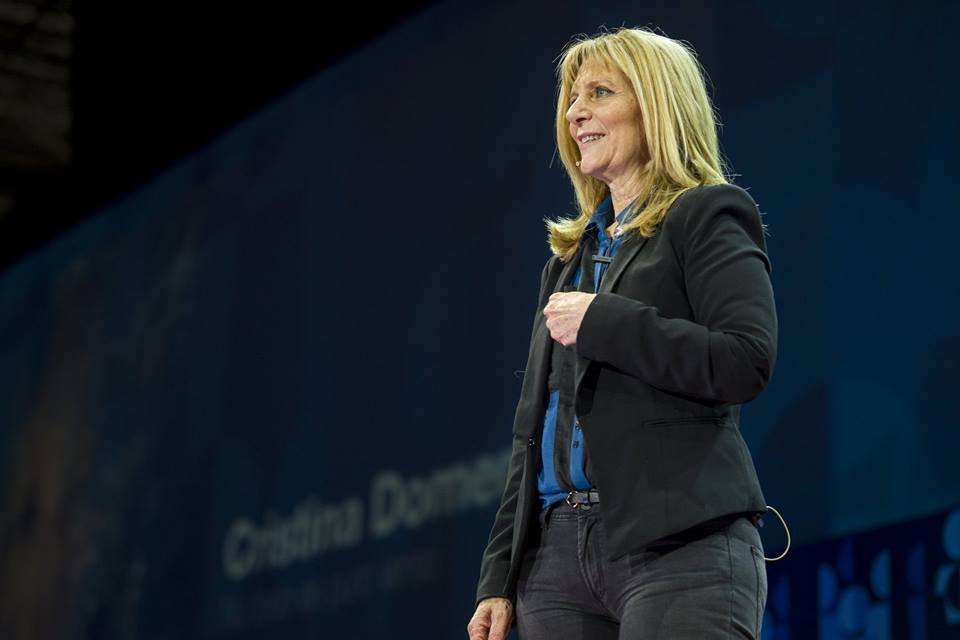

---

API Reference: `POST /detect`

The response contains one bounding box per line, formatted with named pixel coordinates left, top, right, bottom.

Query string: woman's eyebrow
left=570, top=78, right=617, bottom=94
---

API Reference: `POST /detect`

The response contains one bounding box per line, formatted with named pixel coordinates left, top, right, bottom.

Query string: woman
left=466, top=27, right=777, bottom=640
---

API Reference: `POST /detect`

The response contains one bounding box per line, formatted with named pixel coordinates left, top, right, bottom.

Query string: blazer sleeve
left=475, top=255, right=555, bottom=607
left=575, top=184, right=778, bottom=405
left=475, top=432, right=526, bottom=607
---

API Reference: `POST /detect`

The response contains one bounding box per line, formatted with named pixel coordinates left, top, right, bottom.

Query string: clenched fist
left=467, top=597, right=514, bottom=640
left=544, top=291, right=596, bottom=347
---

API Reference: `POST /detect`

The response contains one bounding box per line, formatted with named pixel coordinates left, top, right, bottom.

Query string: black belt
left=541, top=490, right=762, bottom=546
left=564, top=489, right=600, bottom=507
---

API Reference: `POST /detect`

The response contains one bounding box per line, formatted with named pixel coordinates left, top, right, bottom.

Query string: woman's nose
left=566, top=98, right=588, bottom=124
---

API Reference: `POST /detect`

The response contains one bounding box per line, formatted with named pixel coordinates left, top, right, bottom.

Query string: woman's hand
left=544, top=291, right=596, bottom=347
left=466, top=597, right=514, bottom=640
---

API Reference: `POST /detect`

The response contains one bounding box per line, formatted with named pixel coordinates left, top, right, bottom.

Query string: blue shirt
left=537, top=194, right=631, bottom=508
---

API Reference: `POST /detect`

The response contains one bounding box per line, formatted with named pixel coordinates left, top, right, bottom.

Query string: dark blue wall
left=0, top=0, right=957, bottom=637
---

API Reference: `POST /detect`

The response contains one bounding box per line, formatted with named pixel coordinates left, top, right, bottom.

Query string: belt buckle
left=565, top=491, right=581, bottom=509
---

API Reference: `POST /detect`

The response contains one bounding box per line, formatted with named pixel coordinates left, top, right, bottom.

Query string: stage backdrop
left=1, top=0, right=958, bottom=638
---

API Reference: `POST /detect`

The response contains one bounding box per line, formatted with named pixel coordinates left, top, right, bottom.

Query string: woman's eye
left=569, top=87, right=611, bottom=106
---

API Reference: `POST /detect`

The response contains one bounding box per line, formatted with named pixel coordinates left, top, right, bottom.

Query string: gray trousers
left=515, top=502, right=767, bottom=639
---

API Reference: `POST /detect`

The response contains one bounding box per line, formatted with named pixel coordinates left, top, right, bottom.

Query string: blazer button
left=528, top=436, right=537, bottom=447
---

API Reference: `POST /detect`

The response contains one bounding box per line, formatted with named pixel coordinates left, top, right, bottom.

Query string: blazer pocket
left=642, top=416, right=731, bottom=428
left=643, top=417, right=744, bottom=495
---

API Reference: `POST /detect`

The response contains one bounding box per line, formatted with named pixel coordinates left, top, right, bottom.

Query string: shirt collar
left=582, top=194, right=630, bottom=244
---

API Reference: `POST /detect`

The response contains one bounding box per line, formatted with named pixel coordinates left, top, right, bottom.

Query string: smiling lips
left=578, top=133, right=605, bottom=147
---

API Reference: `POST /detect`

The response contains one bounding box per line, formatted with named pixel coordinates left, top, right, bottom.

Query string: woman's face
left=566, top=58, right=648, bottom=185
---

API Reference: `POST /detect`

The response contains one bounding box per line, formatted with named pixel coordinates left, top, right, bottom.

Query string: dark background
left=1, top=0, right=958, bottom=638
left=1, top=0, right=435, bottom=267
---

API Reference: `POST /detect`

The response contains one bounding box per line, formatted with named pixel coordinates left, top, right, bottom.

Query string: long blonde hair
left=549, top=27, right=731, bottom=260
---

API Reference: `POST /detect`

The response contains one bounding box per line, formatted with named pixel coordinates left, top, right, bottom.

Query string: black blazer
left=475, top=183, right=777, bottom=606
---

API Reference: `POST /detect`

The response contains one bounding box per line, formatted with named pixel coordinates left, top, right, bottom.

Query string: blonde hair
left=549, top=27, right=731, bottom=260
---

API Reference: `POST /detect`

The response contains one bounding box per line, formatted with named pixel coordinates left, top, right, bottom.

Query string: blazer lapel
left=513, top=253, right=580, bottom=437
left=553, top=249, right=582, bottom=294
left=533, top=249, right=580, bottom=378
left=574, top=234, right=650, bottom=409
left=597, top=234, right=649, bottom=294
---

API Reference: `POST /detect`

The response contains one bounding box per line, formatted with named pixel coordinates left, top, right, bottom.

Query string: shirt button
left=528, top=437, right=536, bottom=447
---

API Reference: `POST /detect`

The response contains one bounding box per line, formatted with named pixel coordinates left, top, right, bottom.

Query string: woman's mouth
left=580, top=134, right=605, bottom=146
